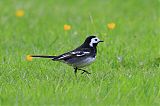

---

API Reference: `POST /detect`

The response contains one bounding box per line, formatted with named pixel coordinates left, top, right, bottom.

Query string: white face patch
left=89, top=37, right=101, bottom=47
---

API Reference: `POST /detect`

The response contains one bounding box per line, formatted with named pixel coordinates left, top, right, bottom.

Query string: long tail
left=31, top=55, right=56, bottom=59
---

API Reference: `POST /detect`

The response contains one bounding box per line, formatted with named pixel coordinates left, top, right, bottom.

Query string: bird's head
left=83, top=36, right=103, bottom=48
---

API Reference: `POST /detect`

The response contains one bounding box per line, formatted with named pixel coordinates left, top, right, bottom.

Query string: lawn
left=0, top=0, right=160, bottom=105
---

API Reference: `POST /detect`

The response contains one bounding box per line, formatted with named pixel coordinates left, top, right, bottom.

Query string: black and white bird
left=30, top=36, right=103, bottom=76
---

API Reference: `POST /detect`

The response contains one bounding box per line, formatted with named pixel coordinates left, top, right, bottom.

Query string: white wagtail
left=30, top=36, right=103, bottom=75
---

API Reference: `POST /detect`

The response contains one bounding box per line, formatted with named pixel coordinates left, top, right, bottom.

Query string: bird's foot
left=79, top=69, right=91, bottom=74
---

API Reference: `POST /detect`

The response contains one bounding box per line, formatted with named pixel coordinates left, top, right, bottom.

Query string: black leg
left=74, top=67, right=78, bottom=77
left=78, top=69, right=91, bottom=74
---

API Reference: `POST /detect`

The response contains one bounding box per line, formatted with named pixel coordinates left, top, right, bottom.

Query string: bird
left=29, top=35, right=103, bottom=76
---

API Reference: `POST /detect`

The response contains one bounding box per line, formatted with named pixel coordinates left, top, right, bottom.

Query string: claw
left=80, top=69, right=91, bottom=74
left=81, top=71, right=85, bottom=74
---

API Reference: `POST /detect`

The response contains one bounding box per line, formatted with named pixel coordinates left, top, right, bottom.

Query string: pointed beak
left=99, top=40, right=104, bottom=43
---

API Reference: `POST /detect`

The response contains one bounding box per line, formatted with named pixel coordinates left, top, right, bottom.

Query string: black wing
left=53, top=48, right=91, bottom=61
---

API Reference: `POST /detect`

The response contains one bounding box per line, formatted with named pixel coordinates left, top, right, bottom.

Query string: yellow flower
left=16, top=9, right=24, bottom=17
left=64, top=24, right=71, bottom=31
left=26, top=55, right=32, bottom=61
left=107, top=22, right=116, bottom=30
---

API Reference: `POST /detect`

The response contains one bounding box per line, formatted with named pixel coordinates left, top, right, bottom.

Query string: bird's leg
left=74, top=67, right=78, bottom=77
left=78, top=69, right=91, bottom=74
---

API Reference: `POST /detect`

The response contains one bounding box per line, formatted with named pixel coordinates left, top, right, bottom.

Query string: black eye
left=95, top=39, right=97, bottom=41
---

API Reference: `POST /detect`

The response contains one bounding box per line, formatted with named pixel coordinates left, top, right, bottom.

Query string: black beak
left=99, top=40, right=104, bottom=42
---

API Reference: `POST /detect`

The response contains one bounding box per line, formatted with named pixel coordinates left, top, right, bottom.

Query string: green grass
left=0, top=0, right=160, bottom=105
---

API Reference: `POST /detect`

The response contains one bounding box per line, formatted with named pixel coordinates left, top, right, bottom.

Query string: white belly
left=73, top=57, right=96, bottom=68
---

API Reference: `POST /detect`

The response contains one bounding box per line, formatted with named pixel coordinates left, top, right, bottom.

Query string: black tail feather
left=31, top=55, right=56, bottom=59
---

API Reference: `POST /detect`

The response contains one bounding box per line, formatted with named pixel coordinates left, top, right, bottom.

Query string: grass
left=0, top=0, right=160, bottom=105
